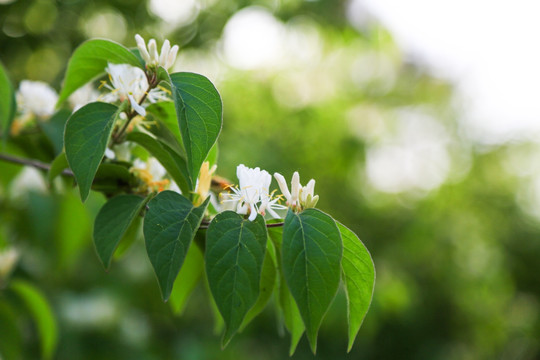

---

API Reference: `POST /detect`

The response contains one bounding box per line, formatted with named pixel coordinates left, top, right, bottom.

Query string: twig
left=0, top=153, right=73, bottom=177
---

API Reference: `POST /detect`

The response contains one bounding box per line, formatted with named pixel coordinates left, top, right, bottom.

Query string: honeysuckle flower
left=135, top=34, right=179, bottom=70
left=16, top=80, right=58, bottom=119
left=220, top=164, right=285, bottom=221
left=194, top=161, right=217, bottom=206
left=132, top=158, right=170, bottom=192
left=12, top=80, right=58, bottom=134
left=102, top=63, right=168, bottom=117
left=274, top=171, right=319, bottom=210
left=69, top=83, right=99, bottom=111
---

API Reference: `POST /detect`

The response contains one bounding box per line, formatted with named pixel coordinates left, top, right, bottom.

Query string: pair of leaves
left=279, top=209, right=375, bottom=354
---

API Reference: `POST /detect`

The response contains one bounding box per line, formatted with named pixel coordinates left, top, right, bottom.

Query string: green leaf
left=39, top=109, right=71, bottom=155
left=169, top=72, right=222, bottom=185
left=0, top=61, right=15, bottom=140
left=10, top=280, right=57, bottom=360
left=127, top=132, right=191, bottom=195
left=205, top=211, right=267, bottom=347
left=169, top=242, right=204, bottom=314
left=47, top=151, right=69, bottom=184
left=240, top=239, right=277, bottom=331
left=338, top=222, right=375, bottom=352
left=282, top=208, right=342, bottom=354
left=143, top=191, right=209, bottom=301
left=93, top=194, right=147, bottom=269
left=268, top=224, right=305, bottom=355
left=57, top=39, right=143, bottom=105
left=64, top=102, right=119, bottom=201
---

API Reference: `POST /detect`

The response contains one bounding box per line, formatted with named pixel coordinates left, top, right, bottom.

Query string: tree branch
left=0, top=153, right=73, bottom=177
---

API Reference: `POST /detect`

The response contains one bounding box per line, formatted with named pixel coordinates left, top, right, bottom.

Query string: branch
left=0, top=153, right=73, bottom=177
left=198, top=221, right=284, bottom=230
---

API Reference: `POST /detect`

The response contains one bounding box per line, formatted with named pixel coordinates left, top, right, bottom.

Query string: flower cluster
left=12, top=80, right=58, bottom=134
left=220, top=164, right=286, bottom=221
left=135, top=34, right=179, bottom=70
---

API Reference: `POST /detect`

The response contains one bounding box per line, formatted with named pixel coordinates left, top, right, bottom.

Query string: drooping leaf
left=205, top=211, right=267, bottom=347
left=143, top=191, right=209, bottom=301
left=39, top=109, right=71, bottom=155
left=64, top=102, right=119, bottom=201
left=268, top=224, right=305, bottom=355
left=10, top=280, right=57, bottom=360
left=57, top=39, right=143, bottom=105
left=240, top=239, right=277, bottom=331
left=0, top=61, right=15, bottom=140
left=93, top=194, right=147, bottom=269
left=169, top=72, right=222, bottom=186
left=338, top=222, right=375, bottom=352
left=169, top=242, right=204, bottom=314
left=127, top=132, right=191, bottom=195
left=282, top=208, right=342, bottom=354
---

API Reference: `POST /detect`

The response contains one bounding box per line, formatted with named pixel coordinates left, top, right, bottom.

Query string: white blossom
left=221, top=164, right=285, bottom=221
left=135, top=34, right=179, bottom=69
left=16, top=80, right=58, bottom=119
left=102, top=63, right=168, bottom=117
left=69, top=83, right=99, bottom=111
left=274, top=171, right=319, bottom=210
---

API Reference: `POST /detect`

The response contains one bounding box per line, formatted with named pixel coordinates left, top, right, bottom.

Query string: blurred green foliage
left=1, top=0, right=540, bottom=359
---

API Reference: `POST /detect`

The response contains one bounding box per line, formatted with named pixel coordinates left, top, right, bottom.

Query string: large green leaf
left=240, top=239, right=277, bottom=331
left=57, top=39, right=143, bottom=105
left=0, top=61, right=15, bottom=139
left=64, top=102, right=119, bottom=201
left=10, top=280, right=57, bottom=360
left=93, top=194, right=147, bottom=269
left=268, top=224, right=304, bottom=355
left=282, top=208, right=342, bottom=354
left=169, top=72, right=222, bottom=185
left=143, top=191, right=209, bottom=301
left=205, top=211, right=267, bottom=347
left=169, top=241, right=204, bottom=314
left=127, top=132, right=191, bottom=195
left=338, top=222, right=375, bottom=352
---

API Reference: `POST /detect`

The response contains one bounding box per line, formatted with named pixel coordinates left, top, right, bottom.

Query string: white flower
left=69, top=83, right=99, bottom=111
left=16, top=80, right=58, bottom=119
left=221, top=164, right=285, bottom=221
left=274, top=171, right=319, bottom=210
left=135, top=34, right=179, bottom=70
left=102, top=64, right=169, bottom=117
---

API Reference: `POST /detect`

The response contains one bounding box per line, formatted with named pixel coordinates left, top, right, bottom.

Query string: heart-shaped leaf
left=64, top=102, right=120, bottom=201
left=282, top=208, right=342, bottom=354
left=143, top=191, right=209, bottom=301
left=205, top=211, right=267, bottom=347
left=93, top=194, right=147, bottom=269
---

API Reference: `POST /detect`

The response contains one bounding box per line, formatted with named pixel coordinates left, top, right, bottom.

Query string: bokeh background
left=1, top=0, right=540, bottom=359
